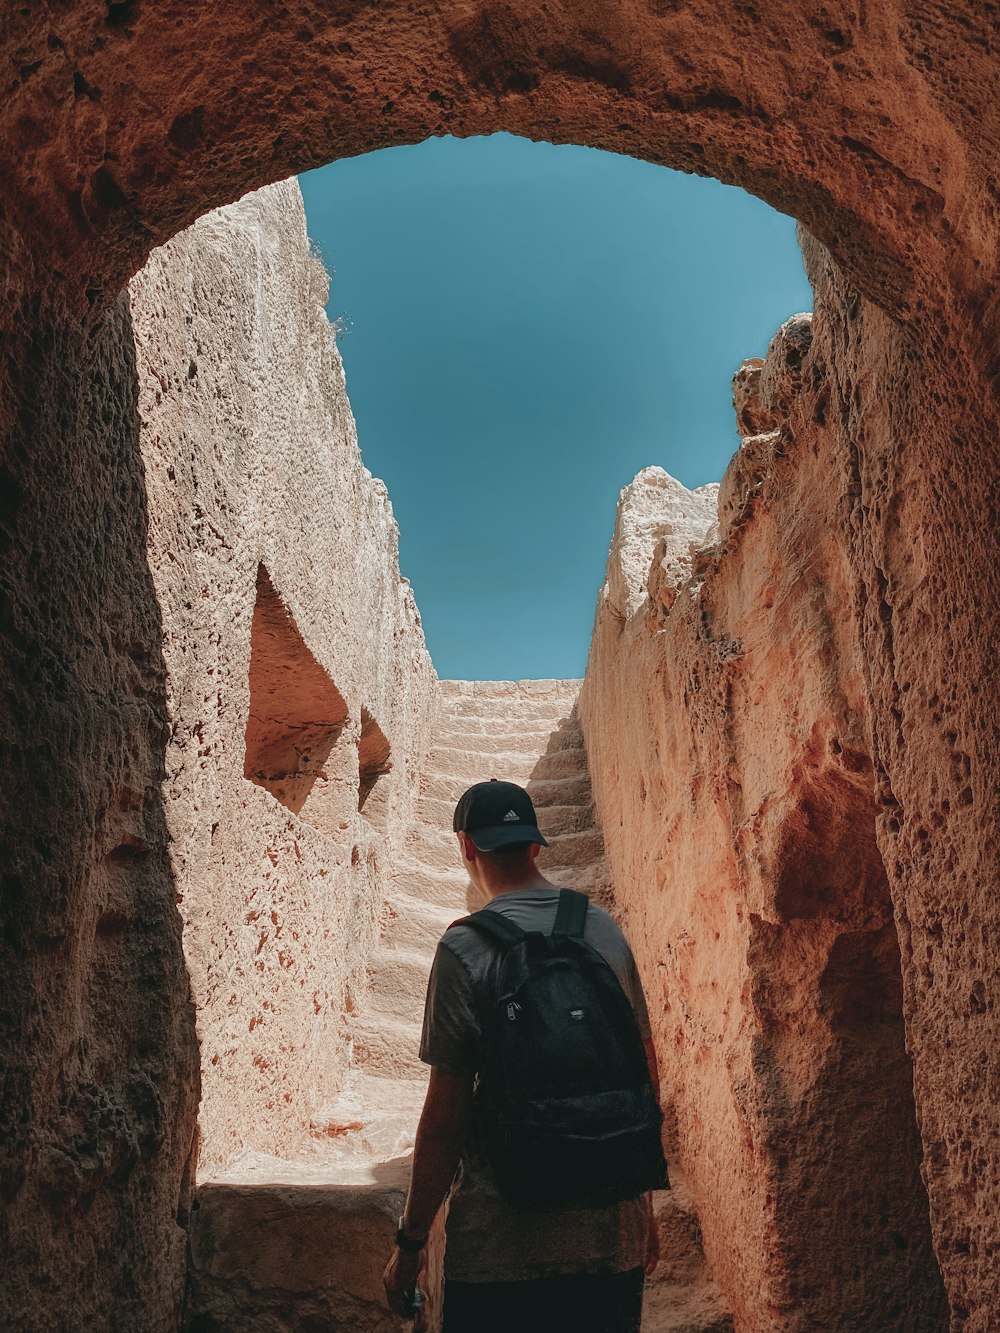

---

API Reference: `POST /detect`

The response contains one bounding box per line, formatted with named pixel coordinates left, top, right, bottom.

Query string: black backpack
left=452, top=887, right=669, bottom=1212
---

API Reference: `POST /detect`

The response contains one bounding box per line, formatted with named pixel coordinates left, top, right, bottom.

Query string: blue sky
left=299, top=134, right=811, bottom=681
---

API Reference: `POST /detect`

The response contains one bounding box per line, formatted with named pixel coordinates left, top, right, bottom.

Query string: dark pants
left=441, top=1266, right=645, bottom=1333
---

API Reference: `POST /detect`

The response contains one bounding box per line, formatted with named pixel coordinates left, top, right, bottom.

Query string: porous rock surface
left=581, top=302, right=949, bottom=1329
left=604, top=468, right=720, bottom=622
left=131, top=178, right=438, bottom=1176
left=1, top=0, right=993, bottom=334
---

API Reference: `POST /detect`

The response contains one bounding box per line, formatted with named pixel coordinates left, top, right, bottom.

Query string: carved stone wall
left=129, top=179, right=439, bottom=1177
left=0, top=294, right=200, bottom=1331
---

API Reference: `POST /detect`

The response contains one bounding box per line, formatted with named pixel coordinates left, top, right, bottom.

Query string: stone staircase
left=313, top=679, right=730, bottom=1330
left=319, top=679, right=611, bottom=1166
left=185, top=680, right=731, bottom=1331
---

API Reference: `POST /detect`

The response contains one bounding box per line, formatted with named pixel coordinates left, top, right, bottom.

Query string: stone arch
left=2, top=2, right=989, bottom=327
left=3, top=4, right=1000, bottom=1330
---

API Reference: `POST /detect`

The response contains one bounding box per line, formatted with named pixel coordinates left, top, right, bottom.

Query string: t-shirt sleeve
left=589, top=903, right=654, bottom=1042
left=623, top=948, right=653, bottom=1042
left=418, top=937, right=481, bottom=1073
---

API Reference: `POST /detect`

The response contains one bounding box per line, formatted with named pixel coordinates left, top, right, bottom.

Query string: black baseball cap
left=453, top=779, right=549, bottom=851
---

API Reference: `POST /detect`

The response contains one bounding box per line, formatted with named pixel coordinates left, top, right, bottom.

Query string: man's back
left=420, top=885, right=652, bottom=1284
left=384, top=781, right=658, bottom=1332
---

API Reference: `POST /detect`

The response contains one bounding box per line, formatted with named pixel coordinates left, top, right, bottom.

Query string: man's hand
left=383, top=1068, right=473, bottom=1320
left=643, top=1193, right=660, bottom=1277
left=383, top=1245, right=423, bottom=1320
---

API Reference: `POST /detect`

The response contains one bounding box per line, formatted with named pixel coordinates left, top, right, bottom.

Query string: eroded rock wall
left=801, top=233, right=1000, bottom=1333
left=128, top=179, right=439, bottom=1177
left=581, top=282, right=950, bottom=1325
left=0, top=299, right=200, bottom=1331
left=0, top=176, right=438, bottom=1331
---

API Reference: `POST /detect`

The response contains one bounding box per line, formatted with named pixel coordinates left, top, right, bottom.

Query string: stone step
left=431, top=730, right=582, bottom=760
left=414, top=793, right=470, bottom=828
left=403, top=823, right=463, bottom=872
left=537, top=860, right=610, bottom=893
left=418, top=794, right=595, bottom=836
left=538, top=802, right=598, bottom=836
left=390, top=861, right=469, bottom=912
left=315, top=1109, right=421, bottom=1164
left=187, top=1156, right=426, bottom=1331
left=380, top=890, right=459, bottom=953
left=425, top=745, right=589, bottom=786
left=350, top=1012, right=426, bottom=1081
left=425, top=752, right=540, bottom=787
left=537, top=827, right=607, bottom=868
left=442, top=696, right=579, bottom=723
left=434, top=717, right=579, bottom=743
left=366, top=945, right=433, bottom=1021
left=527, top=774, right=594, bottom=805
left=439, top=678, right=581, bottom=701
left=421, top=770, right=593, bottom=807
left=311, top=1069, right=427, bottom=1161
left=432, top=743, right=585, bottom=767
left=544, top=799, right=600, bottom=831
left=531, top=747, right=592, bottom=779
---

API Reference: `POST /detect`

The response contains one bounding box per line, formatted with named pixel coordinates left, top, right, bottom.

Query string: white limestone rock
left=601, top=466, right=719, bottom=621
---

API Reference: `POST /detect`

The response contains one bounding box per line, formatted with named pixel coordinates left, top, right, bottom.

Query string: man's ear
left=528, top=842, right=541, bottom=863
left=457, top=831, right=478, bottom=864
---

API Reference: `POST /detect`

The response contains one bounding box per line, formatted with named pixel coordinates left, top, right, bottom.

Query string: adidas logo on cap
left=452, top=780, right=548, bottom=850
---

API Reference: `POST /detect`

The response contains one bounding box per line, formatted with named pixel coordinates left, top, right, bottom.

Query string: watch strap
left=395, top=1217, right=427, bottom=1252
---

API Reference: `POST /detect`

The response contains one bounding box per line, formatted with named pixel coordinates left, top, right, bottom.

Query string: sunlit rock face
left=0, top=178, right=439, bottom=1333
left=580, top=297, right=950, bottom=1329
left=603, top=468, right=719, bottom=622
left=129, top=179, right=439, bottom=1179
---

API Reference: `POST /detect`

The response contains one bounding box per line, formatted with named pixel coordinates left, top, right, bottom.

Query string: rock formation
left=2, top=3, right=1000, bottom=1329
left=130, top=179, right=437, bottom=1179
left=580, top=309, right=949, bottom=1328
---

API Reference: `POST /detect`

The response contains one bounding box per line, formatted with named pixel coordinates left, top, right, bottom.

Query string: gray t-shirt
left=419, top=887, right=652, bottom=1283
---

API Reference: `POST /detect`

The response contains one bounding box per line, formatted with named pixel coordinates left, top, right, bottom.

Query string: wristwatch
left=395, top=1215, right=428, bottom=1253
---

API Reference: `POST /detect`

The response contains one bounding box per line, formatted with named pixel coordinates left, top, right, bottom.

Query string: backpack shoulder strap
left=450, top=907, right=526, bottom=953
left=552, top=888, right=589, bottom=939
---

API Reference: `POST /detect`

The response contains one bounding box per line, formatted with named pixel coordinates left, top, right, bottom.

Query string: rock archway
left=1, top=3, right=999, bottom=1329
left=2, top=1, right=990, bottom=317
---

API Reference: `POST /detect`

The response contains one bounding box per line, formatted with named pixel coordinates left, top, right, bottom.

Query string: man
left=384, top=779, right=661, bottom=1332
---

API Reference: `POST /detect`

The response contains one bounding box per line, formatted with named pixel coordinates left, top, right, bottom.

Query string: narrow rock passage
left=315, top=680, right=605, bottom=1163
left=187, top=681, right=730, bottom=1330
left=320, top=680, right=731, bottom=1332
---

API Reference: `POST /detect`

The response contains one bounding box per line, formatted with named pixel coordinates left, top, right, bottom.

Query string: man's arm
left=642, top=1035, right=662, bottom=1276
left=402, top=1065, right=474, bottom=1237
left=383, top=1066, right=474, bottom=1317
left=643, top=1036, right=660, bottom=1100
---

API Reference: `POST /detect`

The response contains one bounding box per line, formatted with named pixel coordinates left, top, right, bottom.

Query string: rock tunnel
left=1, top=3, right=999, bottom=1329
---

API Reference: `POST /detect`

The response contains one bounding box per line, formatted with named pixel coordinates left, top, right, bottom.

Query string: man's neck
left=483, top=870, right=555, bottom=900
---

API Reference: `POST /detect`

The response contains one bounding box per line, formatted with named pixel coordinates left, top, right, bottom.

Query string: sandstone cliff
left=580, top=304, right=949, bottom=1329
